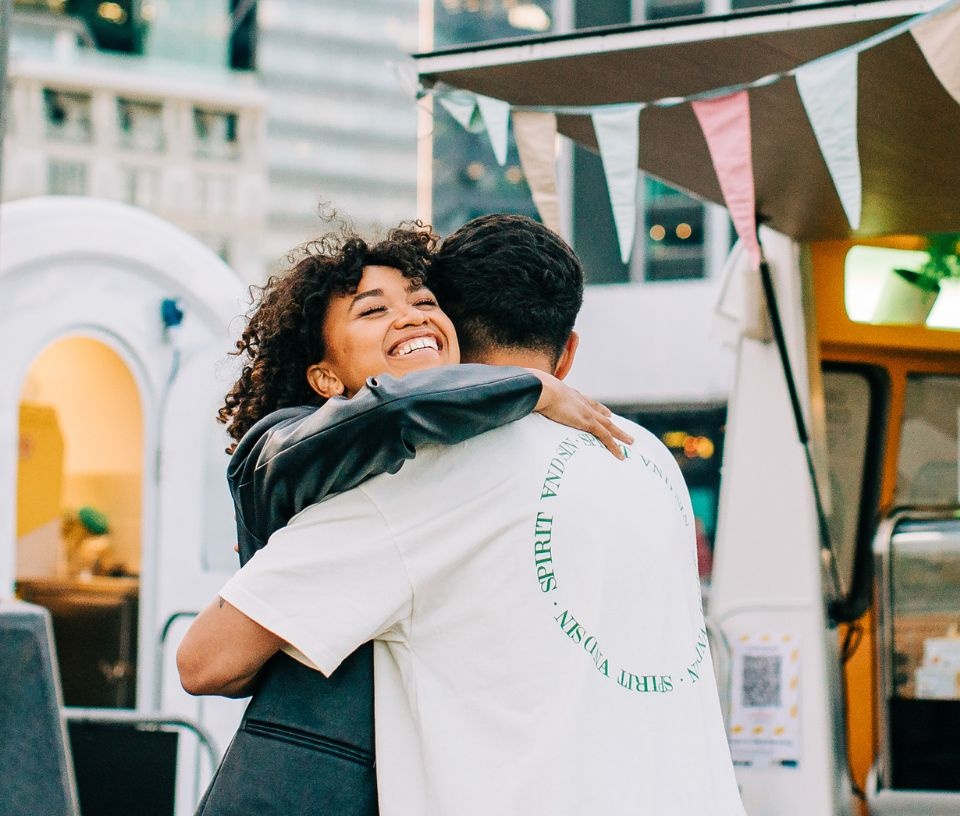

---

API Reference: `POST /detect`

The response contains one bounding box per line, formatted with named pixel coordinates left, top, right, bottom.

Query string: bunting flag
left=429, top=0, right=960, bottom=251
left=438, top=91, right=480, bottom=132
left=476, top=94, right=511, bottom=165
left=592, top=105, right=641, bottom=264
left=795, top=53, right=862, bottom=230
left=911, top=1, right=960, bottom=105
left=513, top=111, right=561, bottom=232
left=692, top=91, right=761, bottom=268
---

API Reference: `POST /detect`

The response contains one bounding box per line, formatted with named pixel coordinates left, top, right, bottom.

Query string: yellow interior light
left=98, top=2, right=127, bottom=24
left=662, top=431, right=687, bottom=448
left=504, top=165, right=523, bottom=184
left=508, top=3, right=551, bottom=31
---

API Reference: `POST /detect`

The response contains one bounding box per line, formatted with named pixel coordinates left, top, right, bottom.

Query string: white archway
left=0, top=196, right=247, bottom=718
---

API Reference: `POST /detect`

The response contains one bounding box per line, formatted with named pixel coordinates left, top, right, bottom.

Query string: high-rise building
left=255, top=0, right=420, bottom=271
left=3, top=1, right=423, bottom=281
left=3, top=1, right=267, bottom=281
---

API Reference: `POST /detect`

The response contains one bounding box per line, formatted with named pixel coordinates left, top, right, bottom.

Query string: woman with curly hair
left=187, top=223, right=628, bottom=816
left=219, top=225, right=442, bottom=449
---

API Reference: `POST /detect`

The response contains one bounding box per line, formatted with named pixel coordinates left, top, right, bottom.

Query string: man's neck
left=468, top=348, right=556, bottom=374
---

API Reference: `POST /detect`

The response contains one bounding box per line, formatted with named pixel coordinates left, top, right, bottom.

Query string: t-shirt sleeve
left=219, top=488, right=412, bottom=677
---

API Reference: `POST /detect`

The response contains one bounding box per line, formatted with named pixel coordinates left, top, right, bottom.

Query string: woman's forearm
left=177, top=597, right=284, bottom=697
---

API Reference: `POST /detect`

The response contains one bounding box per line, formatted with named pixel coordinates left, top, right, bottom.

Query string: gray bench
left=1, top=599, right=219, bottom=816
left=0, top=598, right=80, bottom=816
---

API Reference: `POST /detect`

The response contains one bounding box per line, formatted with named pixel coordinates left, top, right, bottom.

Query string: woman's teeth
left=394, top=337, right=439, bottom=356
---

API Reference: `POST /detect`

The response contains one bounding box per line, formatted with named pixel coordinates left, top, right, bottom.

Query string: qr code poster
left=727, top=633, right=801, bottom=768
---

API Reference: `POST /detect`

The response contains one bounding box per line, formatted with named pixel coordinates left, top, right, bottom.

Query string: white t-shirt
left=221, top=415, right=745, bottom=816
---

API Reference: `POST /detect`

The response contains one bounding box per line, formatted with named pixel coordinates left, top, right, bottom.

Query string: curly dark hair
left=429, top=214, right=583, bottom=365
left=218, top=224, right=438, bottom=451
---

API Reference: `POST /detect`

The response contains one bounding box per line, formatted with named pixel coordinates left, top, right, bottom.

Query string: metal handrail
left=64, top=706, right=219, bottom=811
left=153, top=610, right=200, bottom=711
left=64, top=707, right=219, bottom=772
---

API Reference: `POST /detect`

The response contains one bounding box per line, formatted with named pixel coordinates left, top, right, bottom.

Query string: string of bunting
left=421, top=0, right=960, bottom=267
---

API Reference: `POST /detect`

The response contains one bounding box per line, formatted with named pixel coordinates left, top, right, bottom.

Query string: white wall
left=569, top=277, right=734, bottom=406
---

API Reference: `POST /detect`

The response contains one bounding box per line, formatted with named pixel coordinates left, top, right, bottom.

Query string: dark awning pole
left=757, top=253, right=845, bottom=623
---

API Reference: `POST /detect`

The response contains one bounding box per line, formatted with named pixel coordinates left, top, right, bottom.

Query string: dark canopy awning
left=416, top=0, right=960, bottom=241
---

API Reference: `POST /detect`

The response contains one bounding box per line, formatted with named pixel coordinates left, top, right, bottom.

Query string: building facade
left=3, top=3, right=268, bottom=281
left=255, top=0, right=420, bottom=270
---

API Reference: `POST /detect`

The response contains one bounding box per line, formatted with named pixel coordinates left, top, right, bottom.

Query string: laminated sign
left=728, top=633, right=801, bottom=768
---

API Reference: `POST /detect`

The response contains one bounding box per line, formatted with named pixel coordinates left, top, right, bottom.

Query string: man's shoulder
left=358, top=414, right=561, bottom=499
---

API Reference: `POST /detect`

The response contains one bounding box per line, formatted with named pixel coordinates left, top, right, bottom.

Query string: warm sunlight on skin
left=307, top=265, right=460, bottom=399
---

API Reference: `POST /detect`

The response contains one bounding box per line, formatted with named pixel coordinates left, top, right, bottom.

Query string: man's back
left=225, top=415, right=744, bottom=815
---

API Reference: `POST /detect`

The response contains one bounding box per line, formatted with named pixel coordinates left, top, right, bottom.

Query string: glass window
left=193, top=108, right=239, bottom=160
left=844, top=240, right=960, bottom=330
left=117, top=99, right=164, bottom=152
left=47, top=160, right=87, bottom=195
left=890, top=520, right=960, bottom=699
left=822, top=366, right=887, bottom=608
left=729, top=0, right=782, bottom=9
left=431, top=1, right=553, bottom=236
left=644, top=177, right=705, bottom=281
left=14, top=0, right=251, bottom=68
left=570, top=0, right=633, bottom=284
left=646, top=0, right=705, bottom=21
left=572, top=145, right=630, bottom=284
left=121, top=165, right=160, bottom=209
left=895, top=375, right=960, bottom=506
left=229, top=0, right=258, bottom=70
left=196, top=173, right=235, bottom=216
left=434, top=1, right=554, bottom=49
left=824, top=370, right=872, bottom=595
left=43, top=89, right=92, bottom=143
left=880, top=516, right=960, bottom=791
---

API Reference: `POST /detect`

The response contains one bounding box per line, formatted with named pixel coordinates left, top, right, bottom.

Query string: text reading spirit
left=532, top=432, right=708, bottom=694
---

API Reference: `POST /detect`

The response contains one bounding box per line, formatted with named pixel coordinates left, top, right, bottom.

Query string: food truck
left=2, top=0, right=959, bottom=813
left=413, top=1, right=960, bottom=814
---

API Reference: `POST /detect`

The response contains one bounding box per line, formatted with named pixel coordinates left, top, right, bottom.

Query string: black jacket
left=196, top=365, right=541, bottom=815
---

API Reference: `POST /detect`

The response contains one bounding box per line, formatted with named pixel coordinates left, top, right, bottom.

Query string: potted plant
left=873, top=233, right=960, bottom=324
left=924, top=233, right=960, bottom=329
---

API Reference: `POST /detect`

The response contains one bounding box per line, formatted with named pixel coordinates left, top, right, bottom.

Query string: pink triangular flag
left=912, top=2, right=960, bottom=105
left=512, top=111, right=561, bottom=232
left=692, top=91, right=760, bottom=268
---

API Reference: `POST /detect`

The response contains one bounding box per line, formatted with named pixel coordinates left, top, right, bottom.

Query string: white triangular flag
left=912, top=2, right=960, bottom=105
left=592, top=105, right=641, bottom=263
left=795, top=53, right=862, bottom=230
left=439, top=91, right=479, bottom=132
left=512, top=111, right=561, bottom=232
left=476, top=94, right=511, bottom=166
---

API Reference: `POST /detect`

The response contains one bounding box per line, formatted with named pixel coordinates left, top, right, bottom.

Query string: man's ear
left=306, top=363, right=345, bottom=399
left=553, top=331, right=580, bottom=380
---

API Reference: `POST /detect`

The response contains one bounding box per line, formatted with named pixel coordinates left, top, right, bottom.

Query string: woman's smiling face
left=309, top=265, right=460, bottom=398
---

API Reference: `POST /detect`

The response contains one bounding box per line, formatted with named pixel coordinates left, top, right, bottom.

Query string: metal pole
left=0, top=0, right=12, bottom=211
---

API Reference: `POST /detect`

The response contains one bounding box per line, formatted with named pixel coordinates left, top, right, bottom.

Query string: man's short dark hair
left=428, top=214, right=584, bottom=364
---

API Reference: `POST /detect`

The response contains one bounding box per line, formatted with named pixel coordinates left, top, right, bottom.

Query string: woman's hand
left=530, top=370, right=634, bottom=459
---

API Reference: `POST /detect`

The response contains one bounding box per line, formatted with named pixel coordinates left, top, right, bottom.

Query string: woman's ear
left=306, top=363, right=345, bottom=399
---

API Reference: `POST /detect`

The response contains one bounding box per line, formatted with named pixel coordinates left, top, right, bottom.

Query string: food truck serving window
left=877, top=514, right=960, bottom=793
left=894, top=375, right=960, bottom=506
